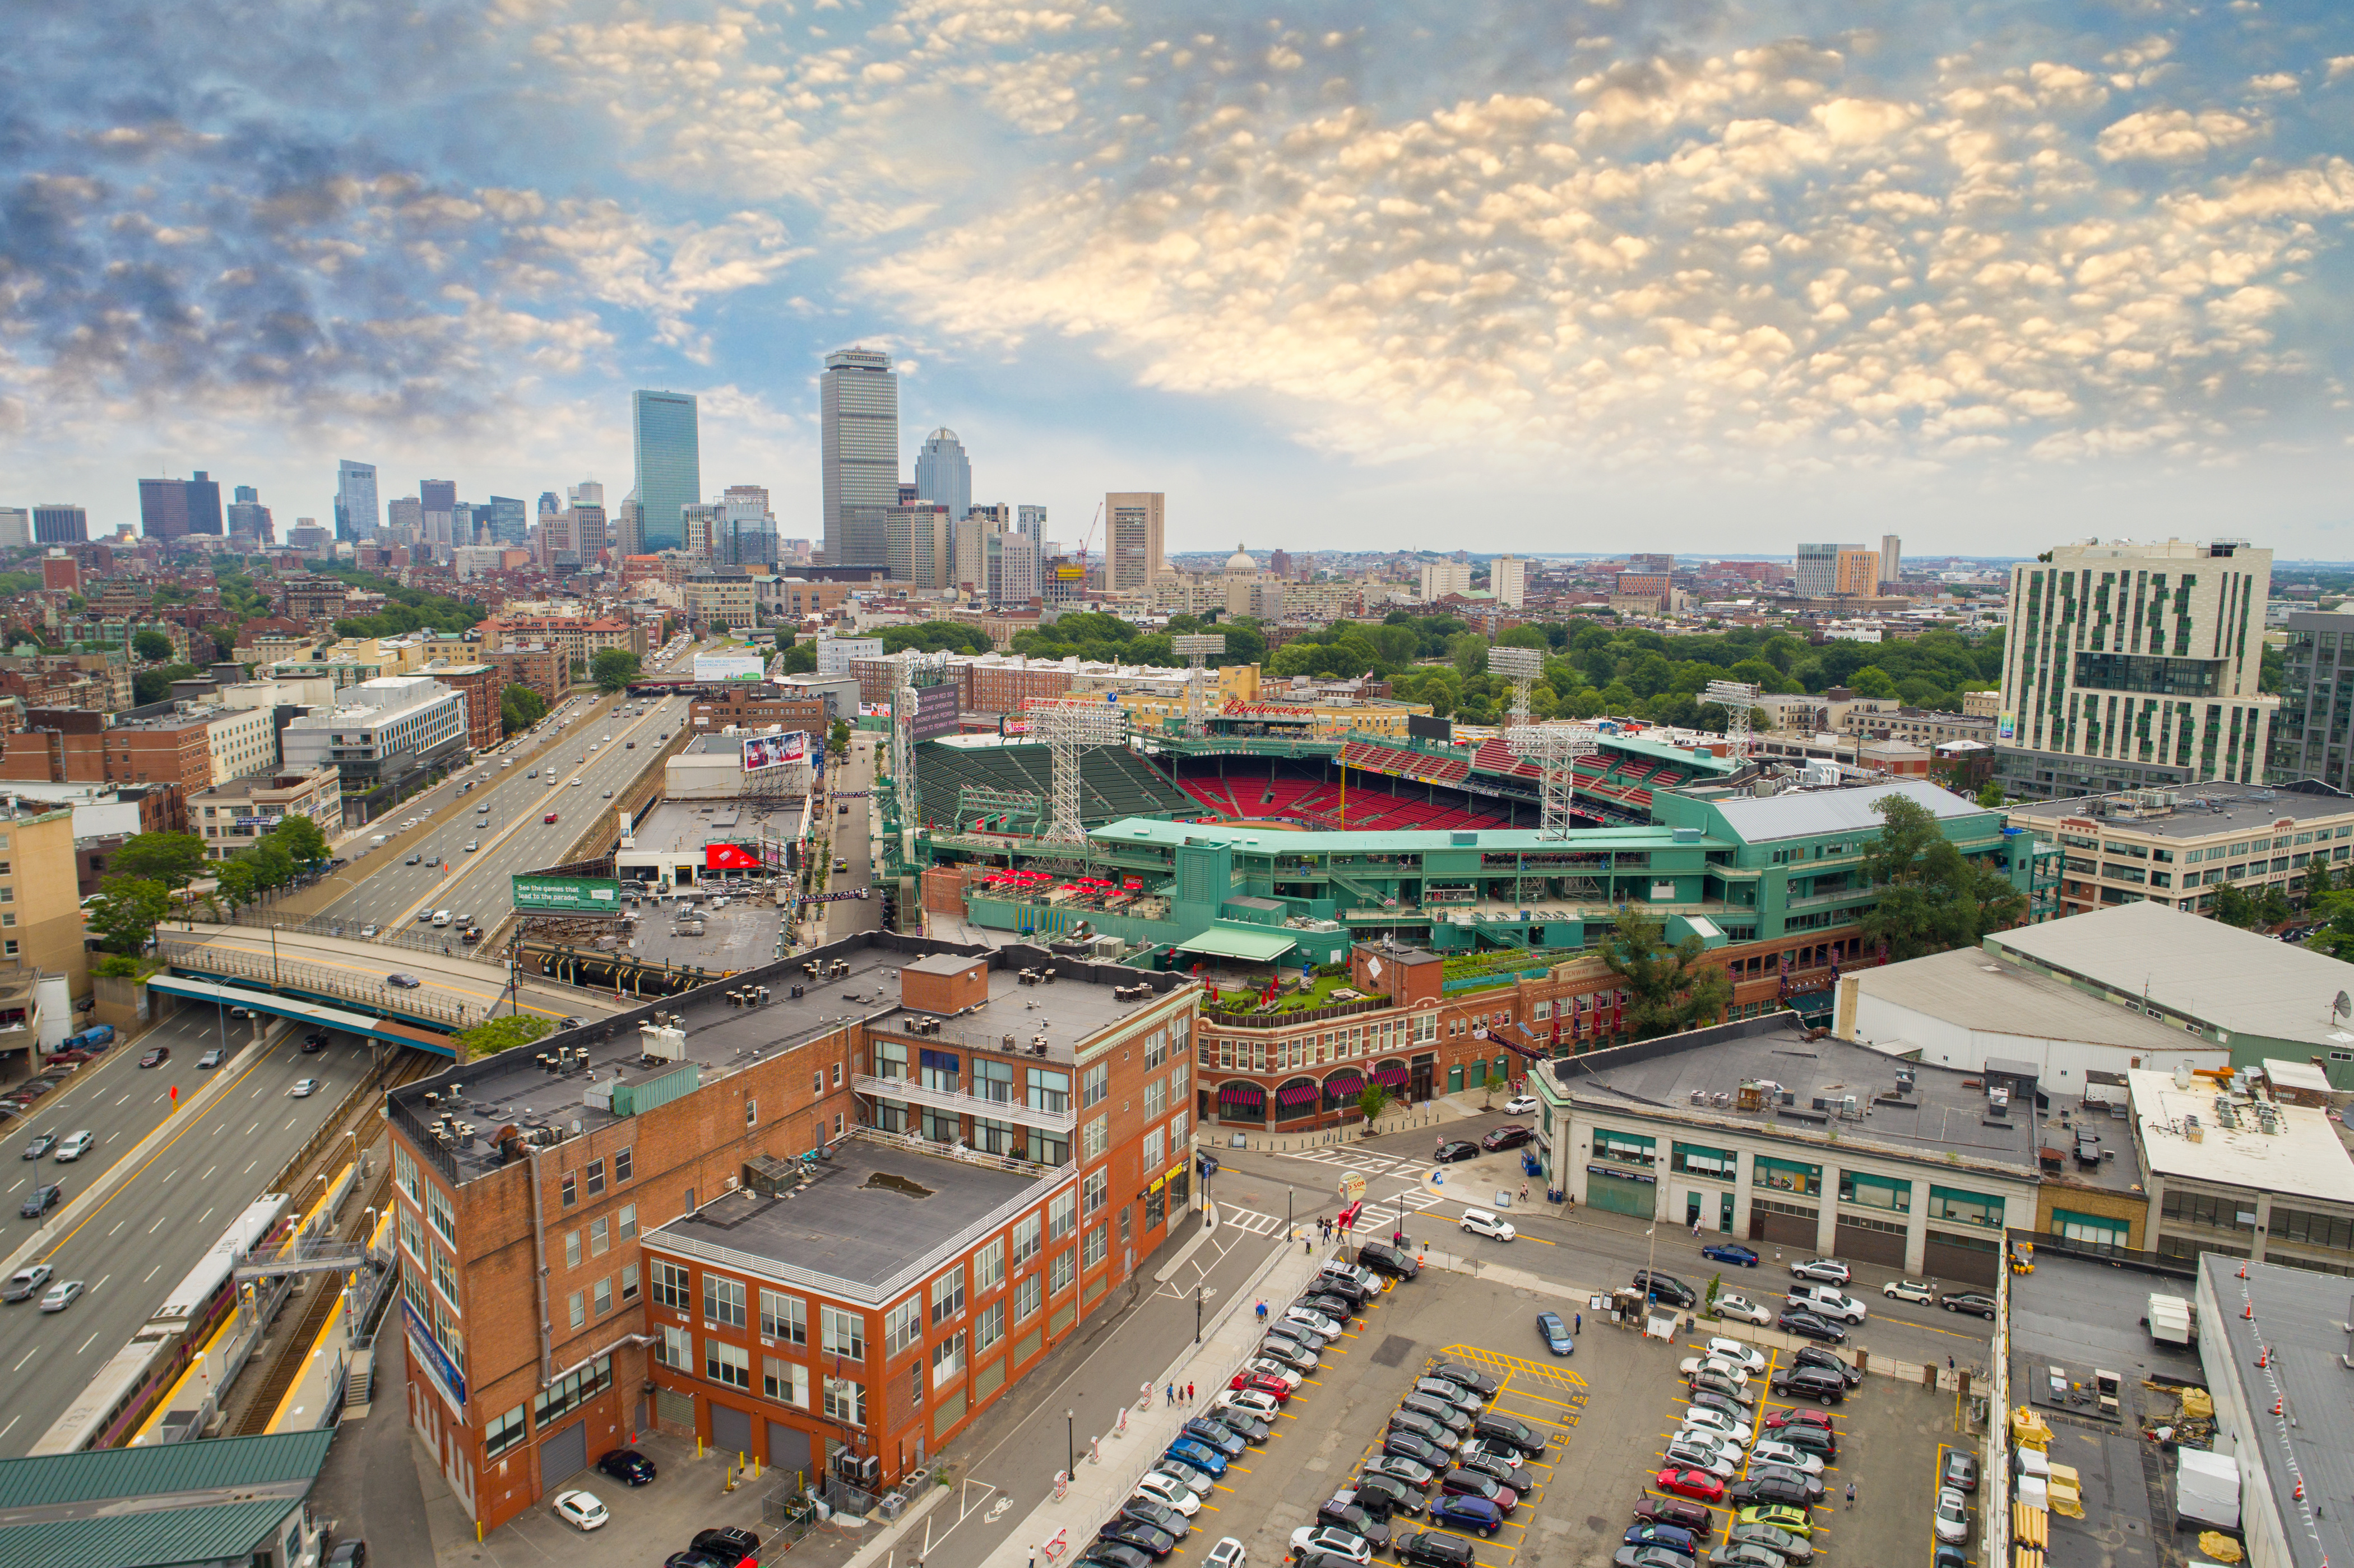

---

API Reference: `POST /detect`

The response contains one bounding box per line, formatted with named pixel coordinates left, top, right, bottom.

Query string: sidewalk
left=972, top=1222, right=1332, bottom=1568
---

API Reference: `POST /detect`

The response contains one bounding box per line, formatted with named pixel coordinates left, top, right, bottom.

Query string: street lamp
left=1195, top=1286, right=1203, bottom=1345
left=270, top=923, right=281, bottom=989
left=1065, top=1408, right=1075, bottom=1482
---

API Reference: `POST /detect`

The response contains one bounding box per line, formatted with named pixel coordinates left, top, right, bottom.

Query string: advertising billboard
left=706, top=843, right=762, bottom=871
left=902, top=683, right=961, bottom=743
left=740, top=731, right=807, bottom=773
left=1997, top=709, right=2017, bottom=741
left=510, top=874, right=625, bottom=915
left=693, top=652, right=766, bottom=684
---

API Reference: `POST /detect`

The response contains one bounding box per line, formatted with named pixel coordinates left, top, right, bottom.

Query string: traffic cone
left=2238, top=1264, right=2249, bottom=1279
left=2258, top=1348, right=2269, bottom=1368
left=2274, top=1399, right=2285, bottom=1416
left=2245, top=1302, right=2256, bottom=1319
left=2296, top=1479, right=2305, bottom=1500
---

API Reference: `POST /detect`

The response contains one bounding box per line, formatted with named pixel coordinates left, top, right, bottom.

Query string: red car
left=1762, top=1409, right=1836, bottom=1432
left=1229, top=1371, right=1294, bottom=1403
left=1653, top=1469, right=1727, bottom=1505
left=544, top=811, right=559, bottom=824
left=45, top=1050, right=92, bottom=1066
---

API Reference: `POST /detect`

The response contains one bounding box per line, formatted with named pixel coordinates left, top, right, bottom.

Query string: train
left=29, top=1194, right=290, bottom=1456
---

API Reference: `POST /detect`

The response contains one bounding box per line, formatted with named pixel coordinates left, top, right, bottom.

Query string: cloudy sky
left=7, top=0, right=2354, bottom=558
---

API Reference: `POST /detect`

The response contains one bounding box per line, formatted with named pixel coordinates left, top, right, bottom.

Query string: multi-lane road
left=0, top=1016, right=381, bottom=1455
left=164, top=926, right=619, bottom=1028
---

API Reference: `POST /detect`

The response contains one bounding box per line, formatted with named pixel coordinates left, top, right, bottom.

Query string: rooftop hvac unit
left=638, top=1022, right=687, bottom=1062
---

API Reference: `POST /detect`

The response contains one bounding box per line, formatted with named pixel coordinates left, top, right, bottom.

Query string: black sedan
left=1478, top=1124, right=1533, bottom=1152
left=1941, top=1291, right=1998, bottom=1320
left=1429, top=1363, right=1500, bottom=1399
left=1776, top=1309, right=1847, bottom=1344
left=1095, top=1520, right=1176, bottom=1558
left=1793, top=1347, right=1863, bottom=1386
left=1434, top=1140, right=1480, bottom=1164
left=138, top=1047, right=169, bottom=1068
left=19, top=1182, right=62, bottom=1219
left=595, top=1448, right=657, bottom=1486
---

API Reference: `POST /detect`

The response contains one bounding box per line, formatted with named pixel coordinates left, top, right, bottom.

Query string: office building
left=386, top=497, right=423, bottom=537
left=225, top=485, right=272, bottom=541
left=1793, top=542, right=1856, bottom=598
left=280, top=675, right=470, bottom=795
left=189, top=764, right=344, bottom=859
left=336, top=459, right=379, bottom=540
left=684, top=573, right=758, bottom=631
left=611, top=494, right=643, bottom=559
left=2268, top=604, right=2354, bottom=791
left=138, top=471, right=223, bottom=541
left=1880, top=534, right=1903, bottom=590
left=31, top=505, right=86, bottom=544
left=680, top=503, right=721, bottom=563
left=0, top=509, right=26, bottom=550
left=1490, top=555, right=1529, bottom=609
left=2007, top=779, right=2352, bottom=920
left=988, top=530, right=1038, bottom=607
left=1993, top=539, right=2276, bottom=799
left=721, top=485, right=776, bottom=568
left=914, top=429, right=973, bottom=523
left=953, top=507, right=1003, bottom=592
left=887, top=504, right=952, bottom=590
left=488, top=496, right=528, bottom=545
left=1104, top=493, right=1164, bottom=592
left=1419, top=560, right=1472, bottom=600
left=1834, top=549, right=1881, bottom=597
left=632, top=391, right=702, bottom=552
left=420, top=479, right=456, bottom=516
left=821, top=347, right=898, bottom=569
left=1017, top=504, right=1046, bottom=548
left=381, top=936, right=1199, bottom=1533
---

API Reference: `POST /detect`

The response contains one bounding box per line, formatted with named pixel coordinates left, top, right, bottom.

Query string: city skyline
left=9, top=2, right=2354, bottom=554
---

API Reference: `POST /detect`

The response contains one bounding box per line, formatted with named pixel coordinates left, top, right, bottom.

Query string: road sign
left=1339, top=1173, right=1366, bottom=1202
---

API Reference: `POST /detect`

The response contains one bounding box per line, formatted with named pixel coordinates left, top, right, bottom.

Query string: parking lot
left=1134, top=1266, right=1979, bottom=1568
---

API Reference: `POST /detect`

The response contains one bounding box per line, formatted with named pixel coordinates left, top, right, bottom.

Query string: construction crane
left=1074, top=502, right=1101, bottom=567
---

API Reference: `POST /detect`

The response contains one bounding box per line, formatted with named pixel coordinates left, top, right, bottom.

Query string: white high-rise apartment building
left=1879, top=535, right=1903, bottom=591
left=988, top=531, right=1038, bottom=606
left=821, top=347, right=898, bottom=568
left=1419, top=560, right=1472, bottom=600
left=1490, top=556, right=1530, bottom=609
left=0, top=509, right=27, bottom=550
left=1793, top=542, right=1857, bottom=597
left=1104, top=492, right=1164, bottom=592
left=1017, top=504, right=1046, bottom=547
left=1993, top=539, right=2277, bottom=800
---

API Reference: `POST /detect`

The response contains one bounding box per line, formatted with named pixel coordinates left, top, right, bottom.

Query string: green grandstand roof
left=1088, top=819, right=1729, bottom=852
left=1176, top=926, right=1300, bottom=962
left=1595, top=730, right=1743, bottom=774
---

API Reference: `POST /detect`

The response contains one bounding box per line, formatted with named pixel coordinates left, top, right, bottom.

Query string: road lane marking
left=143, top=1264, right=160, bottom=1282
left=74, top=1332, right=99, bottom=1354
left=10, top=1347, right=37, bottom=1371
left=148, top=1216, right=168, bottom=1233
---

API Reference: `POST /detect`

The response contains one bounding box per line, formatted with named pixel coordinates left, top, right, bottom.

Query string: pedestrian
left=1304, top=1234, right=1313, bottom=1254
left=1187, top=1383, right=1194, bottom=1402
left=1519, top=1182, right=1530, bottom=1203
left=1574, top=1311, right=1582, bottom=1334
left=1948, top=1355, right=1956, bottom=1373
left=1845, top=1483, right=1855, bottom=1511
left=1165, top=1384, right=1175, bottom=1407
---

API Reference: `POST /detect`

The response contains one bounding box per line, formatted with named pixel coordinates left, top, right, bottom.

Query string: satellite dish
left=2336, top=991, right=2351, bottom=1021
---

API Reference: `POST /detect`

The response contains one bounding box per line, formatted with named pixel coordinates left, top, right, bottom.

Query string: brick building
left=384, top=936, right=1198, bottom=1533
left=486, top=645, right=568, bottom=709
left=476, top=615, right=649, bottom=669
left=424, top=663, right=504, bottom=753
left=757, top=578, right=859, bottom=623
left=685, top=688, right=831, bottom=735
left=281, top=576, right=351, bottom=626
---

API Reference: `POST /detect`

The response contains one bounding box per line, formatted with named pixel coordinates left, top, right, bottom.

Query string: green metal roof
left=1592, top=730, right=1743, bottom=774
left=1090, top=819, right=1729, bottom=853
left=0, top=1430, right=332, bottom=1568
left=1175, top=926, right=1301, bottom=961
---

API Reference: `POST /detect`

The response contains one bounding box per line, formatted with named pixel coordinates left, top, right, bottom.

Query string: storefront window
left=1753, top=1156, right=1821, bottom=1197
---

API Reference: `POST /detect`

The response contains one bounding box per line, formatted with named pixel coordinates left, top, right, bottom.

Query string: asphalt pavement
left=0, top=1015, right=383, bottom=1456
left=816, top=735, right=884, bottom=944
left=163, top=926, right=618, bottom=1028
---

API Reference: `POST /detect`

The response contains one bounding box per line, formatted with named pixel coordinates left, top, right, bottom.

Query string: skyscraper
left=1995, top=539, right=2276, bottom=799
left=1792, top=542, right=1856, bottom=597
left=821, top=347, right=898, bottom=568
left=32, top=504, right=87, bottom=544
left=0, top=509, right=26, bottom=550
left=335, top=460, right=378, bottom=541
left=226, top=485, right=273, bottom=541
left=886, top=504, right=951, bottom=590
left=914, top=429, right=972, bottom=522
left=138, top=472, right=221, bottom=541
left=1880, top=534, right=1903, bottom=590
left=722, top=485, right=776, bottom=567
left=1104, top=493, right=1165, bottom=592
left=420, top=479, right=456, bottom=514
left=1018, top=504, right=1046, bottom=548
left=632, top=391, right=701, bottom=552
left=488, top=497, right=528, bottom=545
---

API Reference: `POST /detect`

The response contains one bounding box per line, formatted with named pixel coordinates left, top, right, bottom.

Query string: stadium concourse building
left=918, top=764, right=2049, bottom=1131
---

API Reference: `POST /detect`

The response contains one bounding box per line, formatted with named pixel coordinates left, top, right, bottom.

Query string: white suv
left=1459, top=1206, right=1517, bottom=1242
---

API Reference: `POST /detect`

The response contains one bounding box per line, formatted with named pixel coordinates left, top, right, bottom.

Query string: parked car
left=1768, top=1367, right=1849, bottom=1405
left=1156, top=1456, right=1219, bottom=1497
left=1428, top=1363, right=1499, bottom=1398
left=1792, top=1347, right=1862, bottom=1386
left=1472, top=1413, right=1545, bottom=1458
left=1632, top=1270, right=1697, bottom=1308
left=1363, top=1455, right=1438, bottom=1492
left=1788, top=1258, right=1851, bottom=1284
left=1426, top=1496, right=1503, bottom=1538
left=1346, top=1475, right=1423, bottom=1521
left=1451, top=1448, right=1518, bottom=1486
left=1943, top=1451, right=1981, bottom=1493
left=1680, top=1356, right=1751, bottom=1388
left=1700, top=1241, right=1760, bottom=1267
left=1536, top=1311, right=1574, bottom=1356
left=596, top=1448, right=656, bottom=1486
left=1674, top=1407, right=1753, bottom=1446
left=550, top=1491, right=608, bottom=1531
left=1775, top=1310, right=1847, bottom=1344
left=1393, top=1531, right=1477, bottom=1568
left=1632, top=1498, right=1712, bottom=1533
left=1381, top=1431, right=1451, bottom=1471
left=1883, top=1278, right=1936, bottom=1303
left=1179, top=1419, right=1246, bottom=1458
left=1653, top=1469, right=1727, bottom=1505
left=1934, top=1487, right=1972, bottom=1543
left=1235, top=1358, right=1304, bottom=1390
left=1478, top=1124, right=1533, bottom=1152
left=1713, top=1292, right=1773, bottom=1326
left=1435, top=1469, right=1517, bottom=1512
left=1317, top=1495, right=1396, bottom=1542
left=1208, top=1407, right=1271, bottom=1444
left=1619, top=1549, right=1697, bottom=1568
left=1662, top=1437, right=1739, bottom=1478
left=1941, top=1291, right=1999, bottom=1320
left=1748, top=1441, right=1824, bottom=1477
left=1624, top=1523, right=1701, bottom=1557
left=1132, top=1473, right=1201, bottom=1516
left=1386, top=1411, right=1460, bottom=1452
left=1727, top=1476, right=1814, bottom=1510
left=1412, top=1378, right=1482, bottom=1416
left=1257, top=1338, right=1319, bottom=1373
left=1708, top=1543, right=1790, bottom=1568
left=1761, top=1407, right=1836, bottom=1435
left=1433, top=1140, right=1480, bottom=1164
left=1699, top=1337, right=1766, bottom=1373
left=688, top=1527, right=761, bottom=1566
left=1081, top=1542, right=1154, bottom=1568
left=1289, top=1527, right=1371, bottom=1565
left=1282, top=1305, right=1343, bottom=1339
left=1230, top=1371, right=1294, bottom=1403
left=1687, top=1390, right=1752, bottom=1429
left=1685, top=1370, right=1754, bottom=1407
left=1734, top=1506, right=1811, bottom=1539
left=1165, top=1440, right=1229, bottom=1478
left=1097, top=1519, right=1176, bottom=1558
left=1295, top=1291, right=1357, bottom=1323
left=1726, top=1521, right=1813, bottom=1562
left=1357, top=1242, right=1420, bottom=1279
left=1787, top=1284, right=1868, bottom=1323
left=1763, top=1422, right=1836, bottom=1462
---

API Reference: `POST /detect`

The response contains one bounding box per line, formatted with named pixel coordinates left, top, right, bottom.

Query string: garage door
left=1749, top=1204, right=1819, bottom=1249
left=769, top=1419, right=814, bottom=1481
left=1585, top=1168, right=1653, bottom=1219
left=538, top=1419, right=588, bottom=1492
left=711, top=1401, right=754, bottom=1459
left=1834, top=1216, right=1907, bottom=1269
left=1923, top=1231, right=2000, bottom=1288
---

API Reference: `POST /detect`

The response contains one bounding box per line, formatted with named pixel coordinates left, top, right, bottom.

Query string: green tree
left=1600, top=910, right=1732, bottom=1040
left=111, top=832, right=209, bottom=892
left=776, top=637, right=817, bottom=673
left=247, top=837, right=295, bottom=893
left=1857, top=794, right=2028, bottom=959
left=1355, top=1083, right=1394, bottom=1134
left=828, top=717, right=852, bottom=758
left=2300, top=856, right=2336, bottom=907
left=1975, top=781, right=2006, bottom=808
left=1847, top=666, right=1899, bottom=701
left=86, top=875, right=170, bottom=955
left=132, top=662, right=203, bottom=705
left=452, top=1013, right=554, bottom=1061
left=214, top=859, right=258, bottom=913
left=2212, top=880, right=2259, bottom=928
left=267, top=813, right=330, bottom=869
left=499, top=683, right=548, bottom=735
left=591, top=648, right=643, bottom=692
left=132, top=628, right=175, bottom=662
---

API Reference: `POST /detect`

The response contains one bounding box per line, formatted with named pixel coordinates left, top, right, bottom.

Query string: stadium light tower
left=1701, top=679, right=1764, bottom=761
left=1507, top=723, right=1600, bottom=839
left=1171, top=633, right=1227, bottom=737
left=1488, top=645, right=1546, bottom=727
left=1026, top=696, right=1129, bottom=845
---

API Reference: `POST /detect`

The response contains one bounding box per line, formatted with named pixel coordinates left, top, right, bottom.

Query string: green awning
left=1174, top=926, right=1300, bottom=962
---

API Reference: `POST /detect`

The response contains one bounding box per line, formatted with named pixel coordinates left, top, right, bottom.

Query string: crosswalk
left=1220, top=1181, right=1451, bottom=1239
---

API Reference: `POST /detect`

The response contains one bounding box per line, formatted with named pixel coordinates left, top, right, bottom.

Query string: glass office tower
left=632, top=390, right=702, bottom=552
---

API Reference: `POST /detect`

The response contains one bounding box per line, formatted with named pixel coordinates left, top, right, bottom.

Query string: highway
left=0, top=1017, right=382, bottom=1456
left=161, top=926, right=620, bottom=1028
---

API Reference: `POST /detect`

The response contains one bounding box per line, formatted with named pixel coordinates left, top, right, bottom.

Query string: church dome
left=1225, top=542, right=1256, bottom=573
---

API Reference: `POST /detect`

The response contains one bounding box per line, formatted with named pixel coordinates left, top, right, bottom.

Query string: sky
left=6, top=0, right=2354, bottom=558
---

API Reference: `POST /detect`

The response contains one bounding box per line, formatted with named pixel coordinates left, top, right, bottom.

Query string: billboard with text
left=511, top=875, right=624, bottom=915
left=694, top=652, right=766, bottom=684
left=741, top=731, right=807, bottom=773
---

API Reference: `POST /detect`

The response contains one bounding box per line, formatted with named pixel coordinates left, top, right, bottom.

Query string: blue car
left=1180, top=1419, right=1248, bottom=1458
left=1430, top=1495, right=1504, bottom=1537
left=1165, top=1440, right=1229, bottom=1478
left=1700, top=1242, right=1759, bottom=1268
left=1536, top=1311, right=1574, bottom=1356
left=1624, top=1523, right=1700, bottom=1556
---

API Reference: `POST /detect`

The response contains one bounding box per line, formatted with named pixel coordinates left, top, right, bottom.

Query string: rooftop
left=1700, top=778, right=1992, bottom=843
left=1548, top=1013, right=2043, bottom=1177
left=2205, top=1255, right=2354, bottom=1568
left=1988, top=903, right=2354, bottom=1051
left=0, top=1429, right=331, bottom=1568
left=2126, top=1068, right=2354, bottom=1201
left=626, top=800, right=802, bottom=855
left=1848, top=946, right=2221, bottom=1059
left=2009, top=781, right=2354, bottom=839
left=188, top=767, right=336, bottom=801
left=647, top=1133, right=1056, bottom=1305
left=1088, top=817, right=1714, bottom=855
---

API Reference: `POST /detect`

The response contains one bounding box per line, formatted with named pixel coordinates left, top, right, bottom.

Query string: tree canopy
left=1600, top=911, right=1732, bottom=1040
left=86, top=876, right=170, bottom=955
left=322, top=565, right=484, bottom=639
left=1856, top=794, right=2027, bottom=961
left=453, top=1014, right=554, bottom=1061
left=111, top=832, right=209, bottom=890
left=132, top=629, right=175, bottom=663
left=500, top=683, right=548, bottom=734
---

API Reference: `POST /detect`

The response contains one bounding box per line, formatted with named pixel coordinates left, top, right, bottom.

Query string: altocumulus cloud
left=6, top=0, right=2354, bottom=487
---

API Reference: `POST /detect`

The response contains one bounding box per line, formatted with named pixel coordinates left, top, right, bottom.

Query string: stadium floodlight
left=1487, top=645, right=1546, bottom=727
left=1507, top=722, right=1600, bottom=839
left=1025, top=697, right=1129, bottom=844
left=1701, top=679, right=1764, bottom=760
left=1171, top=634, right=1227, bottom=737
